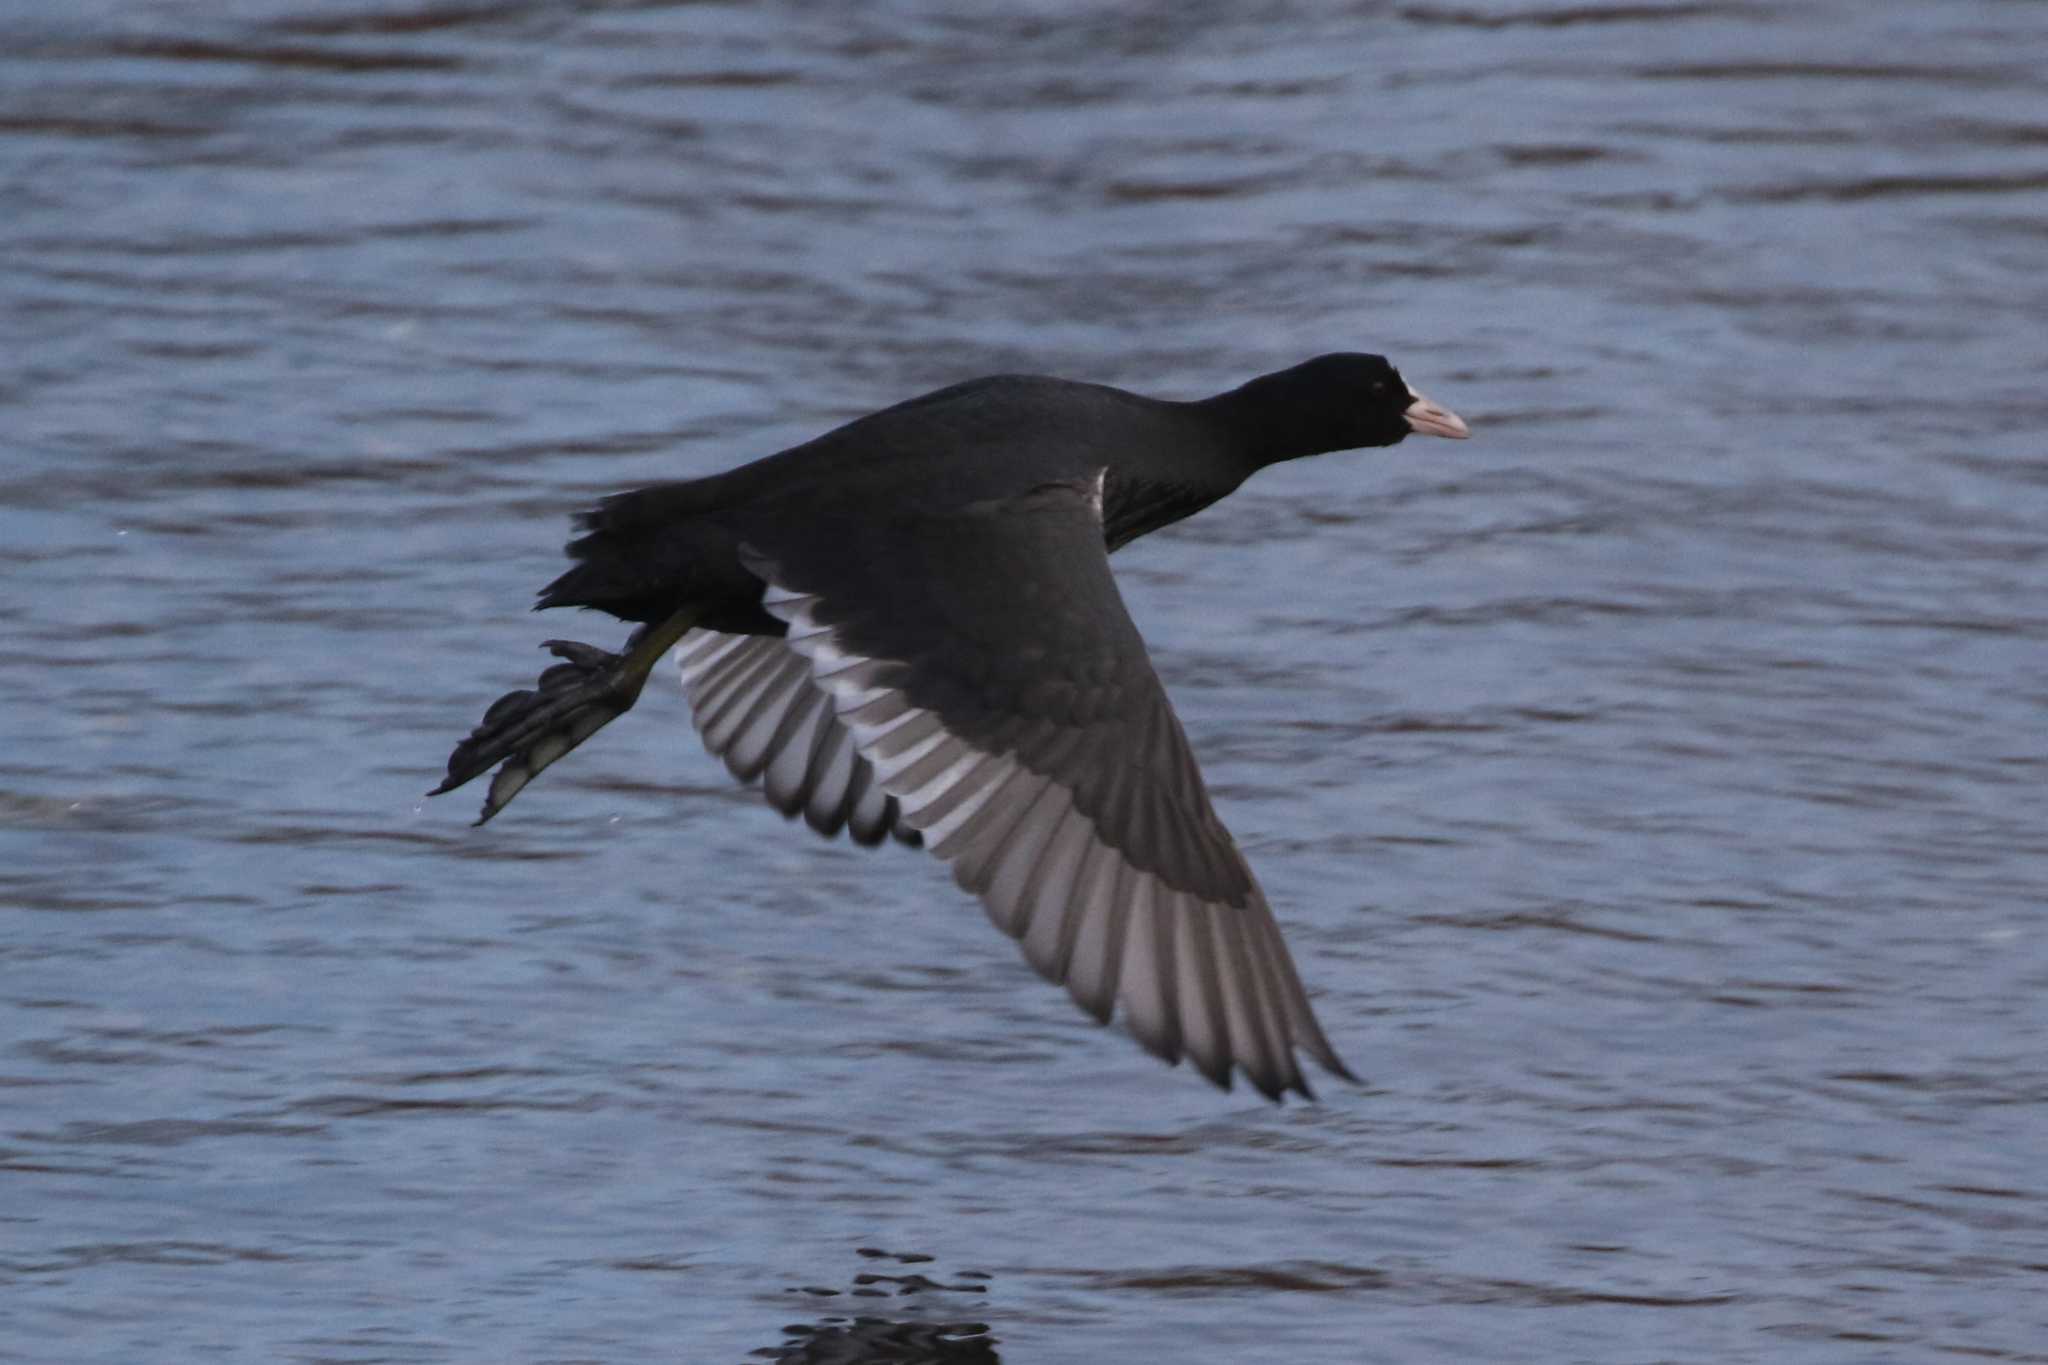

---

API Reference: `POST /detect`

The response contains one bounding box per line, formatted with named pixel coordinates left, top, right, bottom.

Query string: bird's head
left=1209, top=353, right=1470, bottom=464
left=1289, top=351, right=1471, bottom=449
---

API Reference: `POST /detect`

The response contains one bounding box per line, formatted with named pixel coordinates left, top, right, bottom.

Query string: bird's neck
left=1187, top=375, right=1356, bottom=471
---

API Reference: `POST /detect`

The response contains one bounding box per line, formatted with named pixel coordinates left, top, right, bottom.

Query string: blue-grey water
left=4, top=2, right=2046, bottom=1361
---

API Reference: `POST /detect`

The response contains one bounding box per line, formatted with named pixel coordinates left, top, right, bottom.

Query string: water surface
left=3, top=2, right=2045, bottom=1361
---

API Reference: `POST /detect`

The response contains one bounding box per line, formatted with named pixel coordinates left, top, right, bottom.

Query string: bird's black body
left=434, top=353, right=1468, bottom=1100
left=540, top=355, right=1421, bottom=630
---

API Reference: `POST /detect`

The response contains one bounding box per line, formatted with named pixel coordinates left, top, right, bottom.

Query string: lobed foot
left=432, top=609, right=701, bottom=824
left=431, top=638, right=640, bottom=824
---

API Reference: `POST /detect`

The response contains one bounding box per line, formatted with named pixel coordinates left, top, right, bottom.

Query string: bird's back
left=540, top=374, right=1229, bottom=626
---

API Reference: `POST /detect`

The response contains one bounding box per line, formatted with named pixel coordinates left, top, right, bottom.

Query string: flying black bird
left=433, top=353, right=1469, bottom=1100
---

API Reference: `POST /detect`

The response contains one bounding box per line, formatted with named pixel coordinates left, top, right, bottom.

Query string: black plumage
left=435, top=352, right=1469, bottom=1100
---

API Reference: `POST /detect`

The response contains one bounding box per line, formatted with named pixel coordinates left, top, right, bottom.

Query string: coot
left=434, top=353, right=1469, bottom=1100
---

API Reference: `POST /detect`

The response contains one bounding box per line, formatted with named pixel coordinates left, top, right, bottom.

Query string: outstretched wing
left=674, top=627, right=919, bottom=848
left=705, top=475, right=1353, bottom=1099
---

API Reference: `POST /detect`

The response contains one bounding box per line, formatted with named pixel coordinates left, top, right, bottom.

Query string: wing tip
left=1197, top=1050, right=1362, bottom=1105
left=1191, top=1051, right=1235, bottom=1092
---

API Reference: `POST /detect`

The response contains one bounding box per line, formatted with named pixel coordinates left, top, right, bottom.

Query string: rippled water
left=5, top=2, right=2046, bottom=1361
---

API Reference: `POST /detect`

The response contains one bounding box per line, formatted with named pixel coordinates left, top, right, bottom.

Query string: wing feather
left=675, top=628, right=916, bottom=847
left=664, top=482, right=1351, bottom=1098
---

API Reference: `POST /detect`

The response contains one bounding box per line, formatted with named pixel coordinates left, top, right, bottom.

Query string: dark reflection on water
left=4, top=0, right=2047, bottom=1361
left=756, top=1250, right=998, bottom=1365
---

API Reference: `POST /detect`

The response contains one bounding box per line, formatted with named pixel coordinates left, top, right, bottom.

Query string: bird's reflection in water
left=751, top=1248, right=998, bottom=1364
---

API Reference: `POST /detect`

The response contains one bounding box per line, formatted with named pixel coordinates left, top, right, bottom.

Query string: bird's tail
left=534, top=482, right=712, bottom=618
